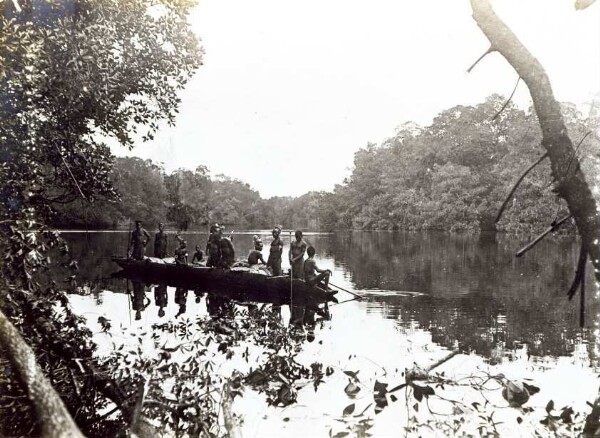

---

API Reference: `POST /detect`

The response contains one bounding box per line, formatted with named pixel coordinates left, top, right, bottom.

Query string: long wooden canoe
left=111, top=257, right=338, bottom=306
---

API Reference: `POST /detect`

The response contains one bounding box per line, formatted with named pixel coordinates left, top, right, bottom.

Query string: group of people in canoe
left=128, top=220, right=332, bottom=289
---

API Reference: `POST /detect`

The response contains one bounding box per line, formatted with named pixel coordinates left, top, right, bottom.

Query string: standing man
left=218, top=228, right=236, bottom=268
left=129, top=220, right=150, bottom=260
left=206, top=224, right=221, bottom=267
left=288, top=230, right=307, bottom=279
left=267, top=226, right=283, bottom=276
left=154, top=222, right=168, bottom=258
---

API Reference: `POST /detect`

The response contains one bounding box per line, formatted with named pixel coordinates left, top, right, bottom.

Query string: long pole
left=126, top=220, right=132, bottom=258
left=328, top=281, right=363, bottom=300
left=289, top=231, right=293, bottom=308
left=580, top=270, right=586, bottom=328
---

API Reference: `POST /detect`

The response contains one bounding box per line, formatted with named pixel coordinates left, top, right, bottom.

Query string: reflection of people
left=154, top=284, right=168, bottom=318
left=267, top=226, right=283, bottom=276
left=154, top=222, right=168, bottom=258
left=174, top=287, right=188, bottom=317
left=131, top=281, right=150, bottom=320
left=191, top=245, right=204, bottom=264
left=193, top=288, right=204, bottom=303
left=248, top=236, right=266, bottom=265
left=129, top=221, right=150, bottom=260
left=288, top=230, right=307, bottom=279
left=206, top=293, right=234, bottom=318
left=303, top=246, right=331, bottom=289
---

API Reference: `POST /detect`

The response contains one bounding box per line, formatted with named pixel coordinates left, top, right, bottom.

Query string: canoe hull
left=111, top=257, right=337, bottom=306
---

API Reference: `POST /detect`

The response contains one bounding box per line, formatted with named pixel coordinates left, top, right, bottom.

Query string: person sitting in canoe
left=129, top=220, right=150, bottom=260
left=206, top=224, right=221, bottom=267
left=191, top=245, right=204, bottom=265
left=174, top=235, right=188, bottom=264
left=267, top=226, right=283, bottom=276
left=303, top=246, right=332, bottom=289
left=248, top=235, right=266, bottom=265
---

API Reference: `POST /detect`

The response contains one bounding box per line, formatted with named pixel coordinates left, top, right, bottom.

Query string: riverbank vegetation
left=2, top=0, right=599, bottom=436
left=51, top=95, right=599, bottom=234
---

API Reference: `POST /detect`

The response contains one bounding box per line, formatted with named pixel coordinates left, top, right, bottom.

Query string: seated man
left=303, top=246, right=332, bottom=289
left=248, top=236, right=266, bottom=265
left=191, top=245, right=204, bottom=264
left=174, top=235, right=188, bottom=265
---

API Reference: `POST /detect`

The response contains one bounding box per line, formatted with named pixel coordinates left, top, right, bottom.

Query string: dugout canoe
left=111, top=256, right=338, bottom=306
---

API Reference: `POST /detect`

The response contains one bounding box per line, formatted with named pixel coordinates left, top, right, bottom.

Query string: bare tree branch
left=470, top=0, right=600, bottom=281
left=515, top=214, right=572, bottom=258
left=492, top=76, right=521, bottom=121
left=467, top=46, right=495, bottom=73
left=568, top=243, right=587, bottom=300
left=221, top=381, right=242, bottom=438
left=495, top=152, right=548, bottom=223
left=0, top=309, right=84, bottom=438
left=560, top=130, right=592, bottom=184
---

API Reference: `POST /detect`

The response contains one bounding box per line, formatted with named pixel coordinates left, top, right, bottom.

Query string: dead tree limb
left=515, top=214, right=572, bottom=257
left=495, top=152, right=548, bottom=223
left=580, top=262, right=586, bottom=327
left=221, top=381, right=242, bottom=438
left=560, top=130, right=592, bottom=184
left=0, top=309, right=84, bottom=438
left=471, top=0, right=600, bottom=281
left=568, top=244, right=587, bottom=300
left=492, top=76, right=521, bottom=121
left=467, top=46, right=495, bottom=73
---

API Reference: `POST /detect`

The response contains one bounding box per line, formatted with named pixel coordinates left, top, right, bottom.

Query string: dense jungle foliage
left=53, top=95, right=599, bottom=234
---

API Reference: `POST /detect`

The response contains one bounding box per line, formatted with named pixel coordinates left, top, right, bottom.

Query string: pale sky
left=112, top=0, right=600, bottom=198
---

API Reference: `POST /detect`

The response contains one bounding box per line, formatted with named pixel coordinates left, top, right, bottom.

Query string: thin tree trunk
left=470, top=0, right=600, bottom=281
left=0, top=309, right=84, bottom=438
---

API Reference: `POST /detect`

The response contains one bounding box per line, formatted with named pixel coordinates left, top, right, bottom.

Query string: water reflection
left=154, top=284, right=168, bottom=317
left=63, top=230, right=598, bottom=364
left=130, top=281, right=150, bottom=321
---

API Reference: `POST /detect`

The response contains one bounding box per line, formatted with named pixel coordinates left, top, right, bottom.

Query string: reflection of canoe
left=111, top=257, right=338, bottom=306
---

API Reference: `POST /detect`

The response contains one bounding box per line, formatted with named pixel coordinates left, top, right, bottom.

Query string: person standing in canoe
left=303, top=246, right=332, bottom=289
left=129, top=220, right=150, bottom=260
left=288, top=230, right=307, bottom=279
left=154, top=222, right=168, bottom=258
left=218, top=226, right=235, bottom=268
left=267, top=226, right=283, bottom=276
left=206, top=224, right=221, bottom=267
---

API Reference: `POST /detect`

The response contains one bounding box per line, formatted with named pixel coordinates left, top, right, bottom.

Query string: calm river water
left=65, top=230, right=599, bottom=437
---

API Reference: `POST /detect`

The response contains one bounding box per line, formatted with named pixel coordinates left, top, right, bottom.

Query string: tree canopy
left=0, top=0, right=202, bottom=435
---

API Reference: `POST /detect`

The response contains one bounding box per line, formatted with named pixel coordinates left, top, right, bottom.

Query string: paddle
left=328, top=281, right=364, bottom=301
